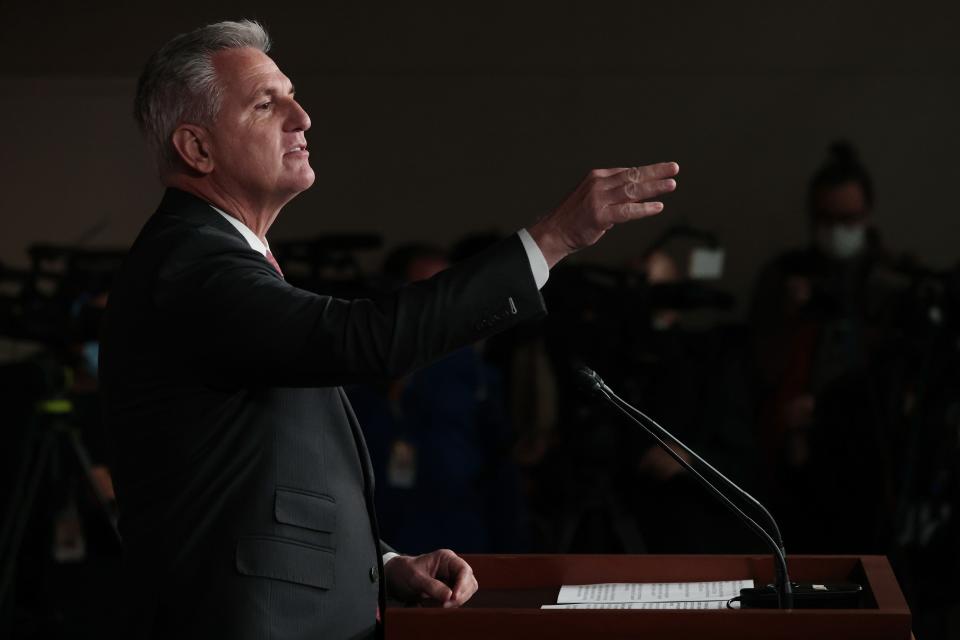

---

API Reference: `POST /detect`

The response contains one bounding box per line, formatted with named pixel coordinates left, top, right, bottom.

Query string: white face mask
left=816, top=223, right=867, bottom=259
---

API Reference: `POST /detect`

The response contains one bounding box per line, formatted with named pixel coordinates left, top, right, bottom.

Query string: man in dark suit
left=100, top=19, right=678, bottom=639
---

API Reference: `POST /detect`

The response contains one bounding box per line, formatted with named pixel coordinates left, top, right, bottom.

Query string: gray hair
left=134, top=20, right=271, bottom=174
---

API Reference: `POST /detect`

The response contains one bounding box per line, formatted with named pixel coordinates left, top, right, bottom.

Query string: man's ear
left=170, top=124, right=214, bottom=174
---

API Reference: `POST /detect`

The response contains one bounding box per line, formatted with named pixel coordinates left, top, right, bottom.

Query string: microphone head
left=575, top=365, right=606, bottom=395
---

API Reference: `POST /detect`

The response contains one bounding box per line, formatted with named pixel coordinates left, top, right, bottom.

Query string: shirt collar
left=209, top=205, right=270, bottom=257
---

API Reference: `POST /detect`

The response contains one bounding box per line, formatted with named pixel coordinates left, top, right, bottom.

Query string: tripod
left=0, top=396, right=121, bottom=616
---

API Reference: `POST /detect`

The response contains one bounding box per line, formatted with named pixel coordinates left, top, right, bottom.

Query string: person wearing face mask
left=811, top=178, right=871, bottom=261
left=749, top=141, right=908, bottom=555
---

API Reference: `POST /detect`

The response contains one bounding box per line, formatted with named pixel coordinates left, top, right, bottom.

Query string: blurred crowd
left=1, top=141, right=959, bottom=638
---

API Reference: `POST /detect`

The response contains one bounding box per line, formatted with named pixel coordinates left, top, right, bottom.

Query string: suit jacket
left=99, top=188, right=546, bottom=639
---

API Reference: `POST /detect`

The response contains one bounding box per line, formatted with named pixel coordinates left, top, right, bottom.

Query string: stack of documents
left=542, top=580, right=752, bottom=610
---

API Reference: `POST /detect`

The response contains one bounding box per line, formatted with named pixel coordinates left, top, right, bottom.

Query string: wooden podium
left=385, top=554, right=912, bottom=639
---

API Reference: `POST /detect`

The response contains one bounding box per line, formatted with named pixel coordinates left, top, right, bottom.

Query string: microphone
left=578, top=366, right=785, bottom=550
left=576, top=366, right=794, bottom=608
left=579, top=366, right=865, bottom=608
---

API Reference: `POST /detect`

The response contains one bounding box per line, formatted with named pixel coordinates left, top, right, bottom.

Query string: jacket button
left=369, top=566, right=379, bottom=583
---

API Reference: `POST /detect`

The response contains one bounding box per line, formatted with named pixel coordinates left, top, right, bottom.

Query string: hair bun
left=828, top=140, right=858, bottom=166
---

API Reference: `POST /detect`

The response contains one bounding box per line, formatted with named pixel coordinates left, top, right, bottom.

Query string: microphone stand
left=578, top=366, right=795, bottom=608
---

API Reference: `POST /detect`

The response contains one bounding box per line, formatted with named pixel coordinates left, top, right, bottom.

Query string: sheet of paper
left=543, top=600, right=739, bottom=610
left=556, top=580, right=753, bottom=604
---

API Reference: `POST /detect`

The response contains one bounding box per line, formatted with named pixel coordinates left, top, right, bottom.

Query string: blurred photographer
left=749, top=142, right=908, bottom=553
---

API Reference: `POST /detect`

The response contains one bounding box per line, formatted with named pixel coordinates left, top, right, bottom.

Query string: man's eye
left=256, top=101, right=273, bottom=110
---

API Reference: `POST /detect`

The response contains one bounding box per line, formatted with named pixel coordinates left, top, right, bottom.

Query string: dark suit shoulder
left=133, top=190, right=254, bottom=267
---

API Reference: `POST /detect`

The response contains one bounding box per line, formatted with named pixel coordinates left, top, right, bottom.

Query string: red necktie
left=265, top=250, right=284, bottom=279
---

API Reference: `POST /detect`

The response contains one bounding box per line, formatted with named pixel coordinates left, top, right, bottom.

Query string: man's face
left=206, top=47, right=314, bottom=201
left=812, top=181, right=869, bottom=226
left=811, top=181, right=871, bottom=259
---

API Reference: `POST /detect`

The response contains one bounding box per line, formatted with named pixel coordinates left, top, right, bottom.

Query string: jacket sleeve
left=154, top=230, right=546, bottom=387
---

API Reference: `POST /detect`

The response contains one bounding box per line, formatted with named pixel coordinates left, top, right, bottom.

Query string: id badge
left=387, top=439, right=418, bottom=488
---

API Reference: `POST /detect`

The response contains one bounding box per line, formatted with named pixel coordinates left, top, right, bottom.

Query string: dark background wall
left=2, top=1, right=958, bottom=314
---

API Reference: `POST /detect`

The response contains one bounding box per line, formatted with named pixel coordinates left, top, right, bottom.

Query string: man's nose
left=286, top=99, right=311, bottom=132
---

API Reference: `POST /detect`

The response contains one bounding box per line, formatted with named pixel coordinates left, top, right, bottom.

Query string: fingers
left=409, top=549, right=471, bottom=606
left=591, top=177, right=675, bottom=210
left=589, top=165, right=678, bottom=209
left=628, top=161, right=680, bottom=182
left=588, top=167, right=630, bottom=178
left=607, top=201, right=665, bottom=223
left=622, top=177, right=677, bottom=201
left=411, top=571, right=453, bottom=603
left=444, top=557, right=479, bottom=608
left=588, top=162, right=679, bottom=185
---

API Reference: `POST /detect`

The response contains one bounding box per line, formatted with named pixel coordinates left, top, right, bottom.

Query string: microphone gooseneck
left=577, top=366, right=794, bottom=609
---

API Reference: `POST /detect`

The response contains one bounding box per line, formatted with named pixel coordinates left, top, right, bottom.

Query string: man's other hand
left=529, top=163, right=679, bottom=268
left=384, top=548, right=479, bottom=608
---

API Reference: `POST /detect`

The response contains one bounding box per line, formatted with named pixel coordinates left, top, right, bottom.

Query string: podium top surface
left=385, top=554, right=911, bottom=640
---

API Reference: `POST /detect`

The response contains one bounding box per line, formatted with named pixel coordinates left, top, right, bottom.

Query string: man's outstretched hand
left=384, top=548, right=479, bottom=608
left=528, top=162, right=680, bottom=268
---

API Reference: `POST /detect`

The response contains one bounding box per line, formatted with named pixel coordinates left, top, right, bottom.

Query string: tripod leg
left=65, top=428, right=120, bottom=543
left=0, top=432, right=42, bottom=560
left=0, top=430, right=56, bottom=608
